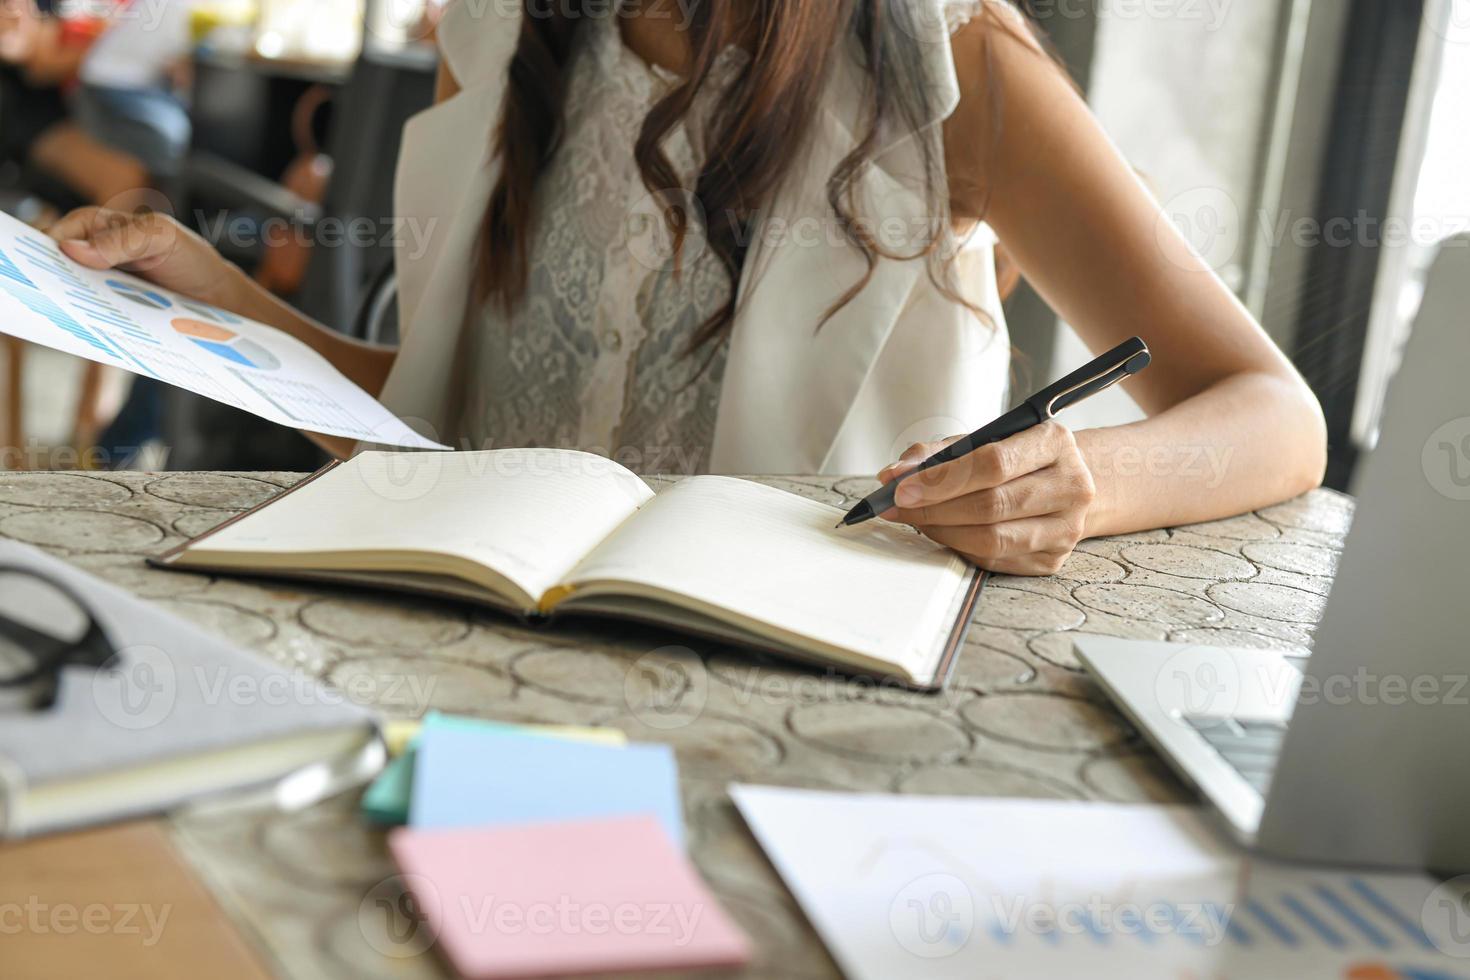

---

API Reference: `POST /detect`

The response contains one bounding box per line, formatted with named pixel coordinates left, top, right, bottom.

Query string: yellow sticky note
left=379, top=716, right=625, bottom=758
left=524, top=724, right=628, bottom=747
left=382, top=719, right=422, bottom=758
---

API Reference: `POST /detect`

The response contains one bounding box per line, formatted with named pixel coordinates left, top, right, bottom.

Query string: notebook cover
left=0, top=540, right=378, bottom=838
left=389, top=816, right=750, bottom=979
left=0, top=820, right=275, bottom=980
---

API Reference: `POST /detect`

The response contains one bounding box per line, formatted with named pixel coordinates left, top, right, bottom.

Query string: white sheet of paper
left=0, top=212, right=444, bottom=450
left=731, top=785, right=1464, bottom=980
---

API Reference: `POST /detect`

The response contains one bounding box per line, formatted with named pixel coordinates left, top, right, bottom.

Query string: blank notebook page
left=567, top=476, right=970, bottom=677
left=199, top=449, right=654, bottom=601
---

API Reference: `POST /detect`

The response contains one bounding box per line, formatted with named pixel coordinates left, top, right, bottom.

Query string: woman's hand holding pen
left=878, top=421, right=1097, bottom=577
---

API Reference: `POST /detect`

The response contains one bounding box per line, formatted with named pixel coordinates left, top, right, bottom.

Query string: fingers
left=43, top=206, right=105, bottom=243
left=918, top=516, right=1082, bottom=574
left=881, top=423, right=1098, bottom=577
left=877, top=435, right=962, bottom=485
left=48, top=207, right=181, bottom=273
left=886, top=464, right=1086, bottom=527
left=882, top=421, right=1077, bottom=511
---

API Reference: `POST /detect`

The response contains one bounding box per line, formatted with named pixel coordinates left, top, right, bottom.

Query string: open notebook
left=153, top=450, right=984, bottom=690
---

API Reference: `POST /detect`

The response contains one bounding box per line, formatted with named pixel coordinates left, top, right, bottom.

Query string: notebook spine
left=0, top=750, right=26, bottom=839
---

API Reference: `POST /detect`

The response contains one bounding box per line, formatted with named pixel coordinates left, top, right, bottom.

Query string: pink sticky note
left=388, top=815, right=751, bottom=978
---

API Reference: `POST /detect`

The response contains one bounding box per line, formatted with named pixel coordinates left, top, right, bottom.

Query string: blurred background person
left=0, top=0, right=150, bottom=206
left=73, top=0, right=196, bottom=208
left=69, top=0, right=199, bottom=462
left=0, top=0, right=159, bottom=462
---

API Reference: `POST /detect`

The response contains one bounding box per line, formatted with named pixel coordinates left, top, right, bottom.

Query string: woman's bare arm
left=941, top=11, right=1326, bottom=538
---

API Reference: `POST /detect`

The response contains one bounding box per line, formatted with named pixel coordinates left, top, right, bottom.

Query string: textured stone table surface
left=0, top=471, right=1355, bottom=979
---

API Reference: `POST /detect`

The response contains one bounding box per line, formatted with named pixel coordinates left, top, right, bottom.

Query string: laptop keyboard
left=1182, top=716, right=1290, bottom=795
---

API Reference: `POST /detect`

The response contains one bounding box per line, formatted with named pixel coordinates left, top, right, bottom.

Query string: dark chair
left=354, top=259, right=400, bottom=345
left=295, top=41, right=435, bottom=336
left=183, top=39, right=437, bottom=335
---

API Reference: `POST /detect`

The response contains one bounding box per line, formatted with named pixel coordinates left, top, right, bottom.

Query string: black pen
left=837, top=336, right=1152, bottom=529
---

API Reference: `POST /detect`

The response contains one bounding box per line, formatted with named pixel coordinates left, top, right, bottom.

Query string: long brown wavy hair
left=479, top=0, right=1040, bottom=356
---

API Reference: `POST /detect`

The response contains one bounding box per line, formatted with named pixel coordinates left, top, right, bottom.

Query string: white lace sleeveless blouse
left=383, top=0, right=1012, bottom=475
left=457, top=16, right=743, bottom=473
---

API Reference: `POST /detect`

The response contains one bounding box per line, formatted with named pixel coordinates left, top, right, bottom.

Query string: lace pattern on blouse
left=458, top=13, right=745, bottom=474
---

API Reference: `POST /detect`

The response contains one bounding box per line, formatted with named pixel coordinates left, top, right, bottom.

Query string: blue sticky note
left=360, top=714, right=627, bottom=826
left=410, top=721, right=685, bottom=846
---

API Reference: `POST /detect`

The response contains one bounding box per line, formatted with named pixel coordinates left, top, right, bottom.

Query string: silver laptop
left=1076, top=237, right=1470, bottom=872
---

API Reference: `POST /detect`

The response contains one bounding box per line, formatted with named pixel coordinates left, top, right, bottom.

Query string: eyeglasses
left=0, top=566, right=120, bottom=712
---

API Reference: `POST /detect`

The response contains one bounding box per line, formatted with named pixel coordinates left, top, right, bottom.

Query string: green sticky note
left=361, top=751, right=417, bottom=825
left=359, top=713, right=627, bottom=826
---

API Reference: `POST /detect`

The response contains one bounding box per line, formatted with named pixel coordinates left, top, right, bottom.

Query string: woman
left=47, top=0, right=1327, bottom=576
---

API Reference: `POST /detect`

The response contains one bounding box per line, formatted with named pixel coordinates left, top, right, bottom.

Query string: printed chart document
left=0, top=211, right=442, bottom=449
left=731, top=785, right=1466, bottom=980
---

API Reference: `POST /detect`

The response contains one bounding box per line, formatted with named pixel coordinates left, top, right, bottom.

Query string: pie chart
left=106, top=279, right=172, bottom=310
left=171, top=318, right=281, bottom=370
left=179, top=299, right=243, bottom=325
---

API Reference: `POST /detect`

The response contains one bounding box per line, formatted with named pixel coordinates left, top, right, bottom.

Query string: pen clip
left=1028, top=337, right=1151, bottom=419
